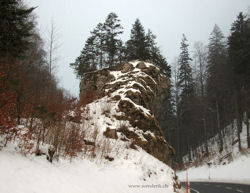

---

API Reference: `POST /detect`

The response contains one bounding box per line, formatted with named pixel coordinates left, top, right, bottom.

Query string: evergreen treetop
left=177, top=34, right=194, bottom=97
left=103, top=12, right=123, bottom=67
left=0, top=0, right=36, bottom=58
left=126, top=19, right=150, bottom=61
left=70, top=14, right=170, bottom=79
left=228, top=12, right=250, bottom=78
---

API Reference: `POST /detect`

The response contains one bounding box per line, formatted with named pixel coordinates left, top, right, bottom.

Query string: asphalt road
left=181, top=182, right=250, bottom=193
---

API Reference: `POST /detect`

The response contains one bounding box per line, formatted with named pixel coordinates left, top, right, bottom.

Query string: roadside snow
left=177, top=121, right=250, bottom=185
left=177, top=153, right=250, bottom=184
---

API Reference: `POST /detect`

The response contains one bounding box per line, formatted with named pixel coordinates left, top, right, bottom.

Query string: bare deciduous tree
left=46, top=20, right=61, bottom=75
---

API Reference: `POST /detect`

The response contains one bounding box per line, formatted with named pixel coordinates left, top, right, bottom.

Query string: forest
left=0, top=0, right=86, bottom=159
left=70, top=12, right=250, bottom=165
left=169, top=13, right=250, bottom=164
left=70, top=13, right=250, bottom=163
left=0, top=0, right=250, bottom=165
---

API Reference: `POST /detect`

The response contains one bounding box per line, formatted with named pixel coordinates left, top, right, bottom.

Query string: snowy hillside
left=0, top=143, right=179, bottom=193
left=177, top=121, right=250, bottom=183
left=0, top=61, right=182, bottom=193
left=177, top=154, right=250, bottom=184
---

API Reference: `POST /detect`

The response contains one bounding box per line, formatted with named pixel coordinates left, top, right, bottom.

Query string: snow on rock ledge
left=80, top=60, right=174, bottom=165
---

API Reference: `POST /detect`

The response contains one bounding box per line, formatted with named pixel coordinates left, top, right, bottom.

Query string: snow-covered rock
left=0, top=60, right=182, bottom=193
left=80, top=60, right=174, bottom=165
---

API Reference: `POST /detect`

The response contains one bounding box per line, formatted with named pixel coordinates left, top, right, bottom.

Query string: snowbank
left=177, top=121, right=250, bottom=184
left=177, top=153, right=250, bottom=184
left=0, top=144, right=178, bottom=193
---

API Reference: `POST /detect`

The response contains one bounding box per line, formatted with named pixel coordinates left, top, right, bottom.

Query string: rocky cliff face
left=80, top=60, right=174, bottom=165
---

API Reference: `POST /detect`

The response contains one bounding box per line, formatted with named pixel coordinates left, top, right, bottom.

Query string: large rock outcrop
left=80, top=60, right=174, bottom=165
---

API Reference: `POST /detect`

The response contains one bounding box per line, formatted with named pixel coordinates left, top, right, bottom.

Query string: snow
left=122, top=98, right=151, bottom=116
left=177, top=154, right=250, bottom=184
left=0, top=143, right=178, bottom=193
left=106, top=61, right=158, bottom=117
left=130, top=60, right=141, bottom=67
left=0, top=61, right=182, bottom=193
left=109, top=70, right=124, bottom=80
left=108, top=60, right=157, bottom=92
left=129, top=60, right=158, bottom=70
left=145, top=130, right=156, bottom=138
left=177, top=121, right=250, bottom=185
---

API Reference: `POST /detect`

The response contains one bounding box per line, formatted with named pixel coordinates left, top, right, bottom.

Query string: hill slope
left=0, top=143, right=179, bottom=193
left=0, top=60, right=182, bottom=193
left=177, top=121, right=250, bottom=184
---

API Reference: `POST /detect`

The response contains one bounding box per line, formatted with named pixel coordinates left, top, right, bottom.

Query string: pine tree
left=103, top=13, right=123, bottom=67
left=0, top=0, right=37, bottom=124
left=116, top=40, right=126, bottom=64
left=206, top=24, right=233, bottom=152
left=192, top=41, right=209, bottom=155
left=126, top=19, right=150, bottom=61
left=177, top=34, right=196, bottom=160
left=228, top=13, right=250, bottom=78
left=207, top=24, right=228, bottom=92
left=0, top=0, right=36, bottom=58
left=228, top=12, right=250, bottom=149
left=71, top=23, right=105, bottom=78
left=91, top=23, right=105, bottom=69
left=177, top=34, right=194, bottom=98
left=71, top=14, right=171, bottom=79
left=146, top=30, right=171, bottom=77
left=70, top=36, right=97, bottom=78
left=70, top=13, right=123, bottom=77
left=125, top=21, right=170, bottom=77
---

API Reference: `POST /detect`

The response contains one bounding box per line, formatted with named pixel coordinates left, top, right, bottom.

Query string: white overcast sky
left=26, top=0, right=250, bottom=97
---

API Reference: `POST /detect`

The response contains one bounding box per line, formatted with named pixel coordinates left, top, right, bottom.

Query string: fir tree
left=91, top=23, right=105, bottom=69
left=70, top=36, right=97, bottom=78
left=0, top=0, right=36, bottom=58
left=206, top=24, right=233, bottom=152
left=126, top=19, right=150, bottom=61
left=177, top=34, right=194, bottom=98
left=116, top=40, right=126, bottom=64
left=228, top=13, right=250, bottom=86
left=103, top=12, right=123, bottom=67
left=228, top=13, right=250, bottom=150
left=146, top=30, right=171, bottom=77
left=70, top=13, right=123, bottom=77
left=125, top=20, right=170, bottom=77
left=176, top=34, right=195, bottom=159
left=207, top=24, right=227, bottom=90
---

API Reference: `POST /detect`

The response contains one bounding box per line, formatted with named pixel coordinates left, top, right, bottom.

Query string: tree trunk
left=244, top=88, right=249, bottom=149
left=176, top=115, right=180, bottom=158
left=234, top=90, right=242, bottom=151
left=203, top=118, right=209, bottom=156
left=35, top=126, right=42, bottom=152
left=236, top=115, right=242, bottom=151
left=246, top=110, right=249, bottom=148
left=17, top=92, right=21, bottom=125
left=216, top=99, right=223, bottom=152
left=100, top=50, right=103, bottom=69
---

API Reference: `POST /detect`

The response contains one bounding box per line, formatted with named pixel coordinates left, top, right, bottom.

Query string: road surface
left=181, top=182, right=250, bottom=193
